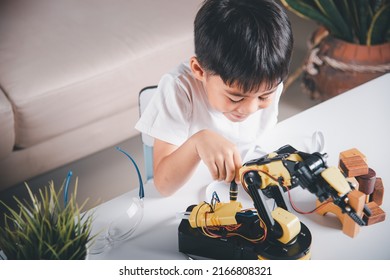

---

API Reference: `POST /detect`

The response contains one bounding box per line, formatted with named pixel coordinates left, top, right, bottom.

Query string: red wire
left=286, top=187, right=331, bottom=214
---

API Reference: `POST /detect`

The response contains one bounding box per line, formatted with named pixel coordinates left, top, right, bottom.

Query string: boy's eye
left=227, top=92, right=273, bottom=103
left=228, top=97, right=244, bottom=103
left=258, top=95, right=270, bottom=101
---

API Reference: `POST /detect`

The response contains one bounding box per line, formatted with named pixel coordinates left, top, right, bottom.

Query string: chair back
left=138, top=86, right=157, bottom=181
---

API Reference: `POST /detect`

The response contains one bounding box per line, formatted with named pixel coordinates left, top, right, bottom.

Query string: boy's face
left=204, top=75, right=278, bottom=122
left=191, top=57, right=278, bottom=122
left=205, top=75, right=278, bottom=122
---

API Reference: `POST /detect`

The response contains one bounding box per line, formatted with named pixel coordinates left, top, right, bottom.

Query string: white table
left=88, top=73, right=390, bottom=260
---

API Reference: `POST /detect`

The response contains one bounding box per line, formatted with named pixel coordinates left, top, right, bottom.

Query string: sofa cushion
left=0, top=89, right=15, bottom=159
left=0, top=0, right=200, bottom=148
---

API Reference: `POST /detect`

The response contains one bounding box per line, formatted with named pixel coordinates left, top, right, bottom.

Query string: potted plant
left=281, top=0, right=390, bottom=100
left=0, top=173, right=95, bottom=260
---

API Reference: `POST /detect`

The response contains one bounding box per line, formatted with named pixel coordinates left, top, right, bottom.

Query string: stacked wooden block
left=339, top=148, right=386, bottom=226
left=315, top=148, right=386, bottom=238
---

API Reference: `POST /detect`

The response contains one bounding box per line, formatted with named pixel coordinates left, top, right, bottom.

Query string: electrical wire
left=195, top=193, right=267, bottom=243
left=242, top=168, right=330, bottom=215
left=286, top=188, right=332, bottom=214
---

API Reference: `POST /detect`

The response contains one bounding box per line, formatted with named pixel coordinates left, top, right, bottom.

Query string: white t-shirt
left=135, top=61, right=283, bottom=161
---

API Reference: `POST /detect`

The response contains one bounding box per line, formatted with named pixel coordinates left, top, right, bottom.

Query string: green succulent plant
left=281, top=0, right=390, bottom=45
left=0, top=177, right=95, bottom=260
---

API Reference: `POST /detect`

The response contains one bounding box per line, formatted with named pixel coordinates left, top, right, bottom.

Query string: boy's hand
left=192, top=129, right=242, bottom=183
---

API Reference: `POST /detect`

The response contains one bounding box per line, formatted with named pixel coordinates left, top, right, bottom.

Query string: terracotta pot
left=302, top=30, right=390, bottom=101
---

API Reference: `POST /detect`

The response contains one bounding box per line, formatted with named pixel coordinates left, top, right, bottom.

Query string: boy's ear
left=190, top=56, right=206, bottom=81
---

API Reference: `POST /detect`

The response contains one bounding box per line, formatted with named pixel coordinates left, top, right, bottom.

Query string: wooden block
left=339, top=156, right=369, bottom=177
left=363, top=201, right=386, bottom=226
left=315, top=190, right=365, bottom=238
left=370, top=177, right=384, bottom=206
left=356, top=168, right=376, bottom=195
left=339, top=148, right=367, bottom=162
left=342, top=190, right=366, bottom=237
left=346, top=177, right=359, bottom=189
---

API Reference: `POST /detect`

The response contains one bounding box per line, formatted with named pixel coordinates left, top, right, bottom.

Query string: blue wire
left=212, top=191, right=220, bottom=202
left=115, top=147, right=144, bottom=199
left=64, top=170, right=73, bottom=206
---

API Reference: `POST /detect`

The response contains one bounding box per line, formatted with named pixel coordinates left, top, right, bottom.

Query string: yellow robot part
left=321, top=166, right=351, bottom=196
left=239, top=153, right=304, bottom=190
left=271, top=207, right=301, bottom=244
left=188, top=201, right=242, bottom=228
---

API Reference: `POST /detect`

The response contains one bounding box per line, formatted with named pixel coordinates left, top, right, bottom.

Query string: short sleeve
left=135, top=74, right=192, bottom=147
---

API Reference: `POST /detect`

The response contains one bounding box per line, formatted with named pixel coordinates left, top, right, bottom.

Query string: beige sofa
left=0, top=0, right=202, bottom=192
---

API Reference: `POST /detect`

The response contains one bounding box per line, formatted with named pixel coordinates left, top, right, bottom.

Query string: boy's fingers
left=224, top=157, right=236, bottom=183
left=211, top=156, right=224, bottom=181
left=233, top=151, right=242, bottom=183
left=217, top=161, right=227, bottom=181
left=208, top=162, right=219, bottom=180
left=234, top=169, right=241, bottom=184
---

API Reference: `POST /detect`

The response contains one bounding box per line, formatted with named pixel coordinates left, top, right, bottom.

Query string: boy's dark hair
left=194, top=0, right=293, bottom=92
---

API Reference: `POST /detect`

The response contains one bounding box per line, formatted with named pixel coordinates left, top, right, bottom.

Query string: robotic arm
left=179, top=145, right=369, bottom=260
left=238, top=145, right=366, bottom=246
left=241, top=145, right=365, bottom=221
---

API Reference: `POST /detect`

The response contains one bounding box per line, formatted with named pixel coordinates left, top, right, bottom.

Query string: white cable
left=311, top=130, right=325, bottom=153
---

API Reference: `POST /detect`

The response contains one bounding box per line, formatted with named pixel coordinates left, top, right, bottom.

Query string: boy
left=135, top=0, right=293, bottom=196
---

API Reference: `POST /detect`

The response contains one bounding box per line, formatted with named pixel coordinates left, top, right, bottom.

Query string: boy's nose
left=238, top=98, right=259, bottom=115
